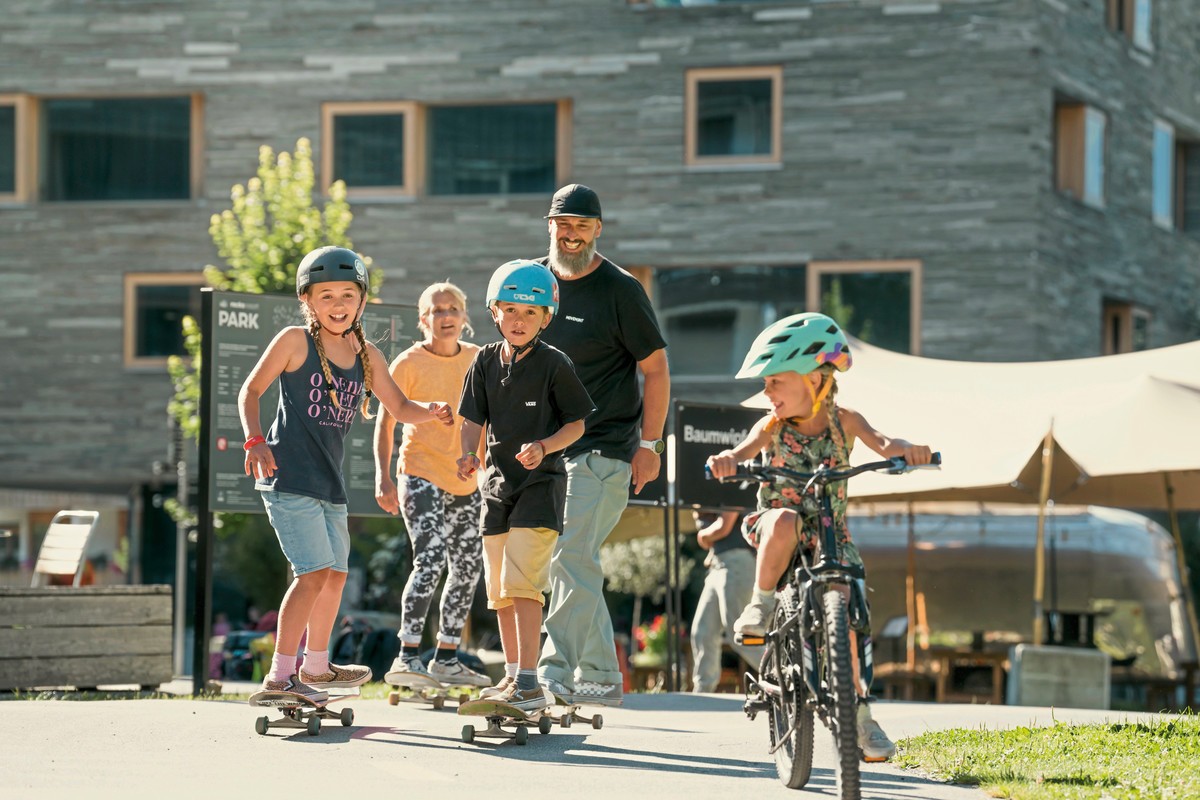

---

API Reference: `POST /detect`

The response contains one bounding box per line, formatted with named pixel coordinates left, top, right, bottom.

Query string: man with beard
left=534, top=183, right=670, bottom=706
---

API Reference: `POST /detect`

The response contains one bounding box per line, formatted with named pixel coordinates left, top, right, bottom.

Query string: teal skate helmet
left=736, top=312, right=853, bottom=380
left=486, top=259, right=559, bottom=316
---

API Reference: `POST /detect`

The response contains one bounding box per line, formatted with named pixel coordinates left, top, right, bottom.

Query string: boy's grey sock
left=517, top=669, right=538, bottom=691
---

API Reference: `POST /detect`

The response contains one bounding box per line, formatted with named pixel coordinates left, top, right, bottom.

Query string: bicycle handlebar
left=705, top=452, right=941, bottom=485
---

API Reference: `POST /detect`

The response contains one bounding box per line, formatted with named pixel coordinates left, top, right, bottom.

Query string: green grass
left=895, top=714, right=1200, bottom=799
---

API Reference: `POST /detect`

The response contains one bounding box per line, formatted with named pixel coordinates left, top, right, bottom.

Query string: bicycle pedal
left=736, top=633, right=766, bottom=647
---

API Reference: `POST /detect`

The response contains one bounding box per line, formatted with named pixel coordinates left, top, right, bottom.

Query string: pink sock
left=304, top=649, right=329, bottom=675
left=270, top=653, right=297, bottom=682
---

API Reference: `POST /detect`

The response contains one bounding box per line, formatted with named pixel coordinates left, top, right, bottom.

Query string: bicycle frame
left=711, top=453, right=940, bottom=795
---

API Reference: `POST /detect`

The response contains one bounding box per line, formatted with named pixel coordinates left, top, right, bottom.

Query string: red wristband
left=534, top=440, right=546, bottom=453
left=243, top=435, right=266, bottom=451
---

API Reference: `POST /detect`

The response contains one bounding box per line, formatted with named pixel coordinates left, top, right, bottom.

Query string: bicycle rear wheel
left=821, top=588, right=861, bottom=799
left=764, top=589, right=814, bottom=789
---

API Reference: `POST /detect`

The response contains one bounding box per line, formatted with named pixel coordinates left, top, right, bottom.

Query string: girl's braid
left=350, top=321, right=375, bottom=420
left=309, top=319, right=342, bottom=409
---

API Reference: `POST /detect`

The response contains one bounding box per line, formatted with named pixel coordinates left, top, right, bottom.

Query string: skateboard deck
left=385, top=671, right=474, bottom=710
left=248, top=689, right=357, bottom=736
left=457, top=698, right=555, bottom=745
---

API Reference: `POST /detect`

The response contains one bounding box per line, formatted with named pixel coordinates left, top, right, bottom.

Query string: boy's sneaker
left=479, top=675, right=514, bottom=700
left=260, top=674, right=328, bottom=703
left=734, top=594, right=777, bottom=638
left=383, top=655, right=428, bottom=684
left=299, top=662, right=372, bottom=689
left=498, top=682, right=550, bottom=714
left=857, top=716, right=897, bottom=762
left=571, top=680, right=623, bottom=707
left=540, top=676, right=573, bottom=700
left=428, top=658, right=492, bottom=687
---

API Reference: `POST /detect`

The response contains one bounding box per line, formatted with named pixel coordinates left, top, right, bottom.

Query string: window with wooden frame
left=426, top=101, right=569, bottom=196
left=685, top=66, right=782, bottom=167
left=123, top=273, right=206, bottom=368
left=807, top=260, right=922, bottom=355
left=1150, top=120, right=1200, bottom=234
left=654, top=265, right=808, bottom=380
left=1107, top=0, right=1152, bottom=51
left=1102, top=299, right=1150, bottom=354
left=41, top=95, right=202, bottom=202
left=1055, top=100, right=1106, bottom=209
left=321, top=101, right=418, bottom=198
left=0, top=94, right=31, bottom=203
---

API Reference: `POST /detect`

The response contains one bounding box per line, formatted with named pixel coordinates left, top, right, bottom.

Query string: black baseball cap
left=545, top=183, right=602, bottom=220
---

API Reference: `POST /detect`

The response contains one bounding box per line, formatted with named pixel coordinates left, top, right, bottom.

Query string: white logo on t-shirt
left=565, top=315, right=584, bottom=323
left=525, top=401, right=537, bottom=407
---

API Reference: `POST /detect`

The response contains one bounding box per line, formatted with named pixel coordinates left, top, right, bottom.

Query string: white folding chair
left=31, top=509, right=100, bottom=587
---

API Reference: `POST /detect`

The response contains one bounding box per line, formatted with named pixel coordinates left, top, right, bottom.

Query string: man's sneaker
left=733, top=594, right=776, bottom=638
left=540, top=676, right=573, bottom=700
left=260, top=674, right=328, bottom=703
left=857, top=717, right=897, bottom=762
left=479, top=675, right=515, bottom=700
left=383, top=656, right=428, bottom=684
left=571, top=680, right=623, bottom=707
left=428, top=658, right=492, bottom=687
left=498, top=682, right=550, bottom=714
left=299, top=662, right=372, bottom=689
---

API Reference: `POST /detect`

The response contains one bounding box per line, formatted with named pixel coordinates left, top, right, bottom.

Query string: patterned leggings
left=398, top=475, right=483, bottom=646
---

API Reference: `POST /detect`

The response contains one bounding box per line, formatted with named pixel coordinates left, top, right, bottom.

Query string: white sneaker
left=734, top=593, right=776, bottom=638
left=428, top=658, right=492, bottom=687
left=383, top=655, right=428, bottom=684
left=857, top=715, right=897, bottom=762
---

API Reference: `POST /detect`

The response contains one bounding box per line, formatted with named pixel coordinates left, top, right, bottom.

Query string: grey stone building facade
left=1, top=0, right=1197, bottom=572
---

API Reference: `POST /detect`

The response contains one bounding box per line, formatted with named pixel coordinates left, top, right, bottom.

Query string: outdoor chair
left=30, top=509, right=100, bottom=587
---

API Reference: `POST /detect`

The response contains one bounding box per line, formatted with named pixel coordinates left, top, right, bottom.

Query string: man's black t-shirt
left=458, top=340, right=595, bottom=534
left=537, top=257, right=667, bottom=462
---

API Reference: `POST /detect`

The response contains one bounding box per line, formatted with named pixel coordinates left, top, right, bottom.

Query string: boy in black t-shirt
left=456, top=260, right=595, bottom=713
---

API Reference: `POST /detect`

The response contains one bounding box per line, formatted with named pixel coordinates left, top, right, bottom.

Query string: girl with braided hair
left=706, top=312, right=932, bottom=763
left=240, top=245, right=454, bottom=701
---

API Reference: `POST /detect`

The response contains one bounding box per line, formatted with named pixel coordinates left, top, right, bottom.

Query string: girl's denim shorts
left=259, top=490, right=350, bottom=575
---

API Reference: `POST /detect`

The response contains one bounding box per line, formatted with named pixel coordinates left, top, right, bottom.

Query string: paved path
left=0, top=687, right=1171, bottom=800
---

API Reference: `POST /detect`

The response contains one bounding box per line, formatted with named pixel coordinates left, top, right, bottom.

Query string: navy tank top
left=255, top=330, right=365, bottom=504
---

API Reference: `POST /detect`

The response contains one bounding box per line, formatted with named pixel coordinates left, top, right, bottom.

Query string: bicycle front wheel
left=764, top=590, right=814, bottom=789
left=821, top=588, right=861, bottom=799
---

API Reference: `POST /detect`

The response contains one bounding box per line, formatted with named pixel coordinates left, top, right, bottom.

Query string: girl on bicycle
left=705, top=312, right=932, bottom=762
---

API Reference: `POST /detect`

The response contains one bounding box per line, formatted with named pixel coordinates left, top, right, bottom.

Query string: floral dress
left=742, top=407, right=864, bottom=569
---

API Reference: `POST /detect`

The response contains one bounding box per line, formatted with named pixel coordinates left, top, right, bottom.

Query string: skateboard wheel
left=387, top=692, right=399, bottom=706
left=254, top=716, right=269, bottom=736
left=514, top=726, right=529, bottom=745
left=538, top=715, right=553, bottom=735
left=461, top=725, right=475, bottom=744
left=306, top=716, right=320, bottom=736
left=592, top=715, right=604, bottom=730
left=560, top=714, right=572, bottom=729
left=432, top=695, right=445, bottom=710
left=340, top=708, right=353, bottom=727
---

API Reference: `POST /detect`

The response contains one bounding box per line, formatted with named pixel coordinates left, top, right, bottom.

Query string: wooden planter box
left=0, top=586, right=173, bottom=691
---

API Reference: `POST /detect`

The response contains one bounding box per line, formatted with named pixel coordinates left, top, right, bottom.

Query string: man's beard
left=548, top=234, right=596, bottom=276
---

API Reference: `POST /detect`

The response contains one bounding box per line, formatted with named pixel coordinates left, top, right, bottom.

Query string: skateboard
left=248, top=689, right=357, bottom=736
left=539, top=692, right=604, bottom=729
left=385, top=671, right=474, bottom=710
left=457, top=698, right=555, bottom=745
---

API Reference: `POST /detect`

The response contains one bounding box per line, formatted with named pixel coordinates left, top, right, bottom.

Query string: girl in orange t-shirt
left=373, top=282, right=489, bottom=687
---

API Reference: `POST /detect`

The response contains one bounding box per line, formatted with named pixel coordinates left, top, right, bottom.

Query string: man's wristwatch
left=639, top=438, right=666, bottom=455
